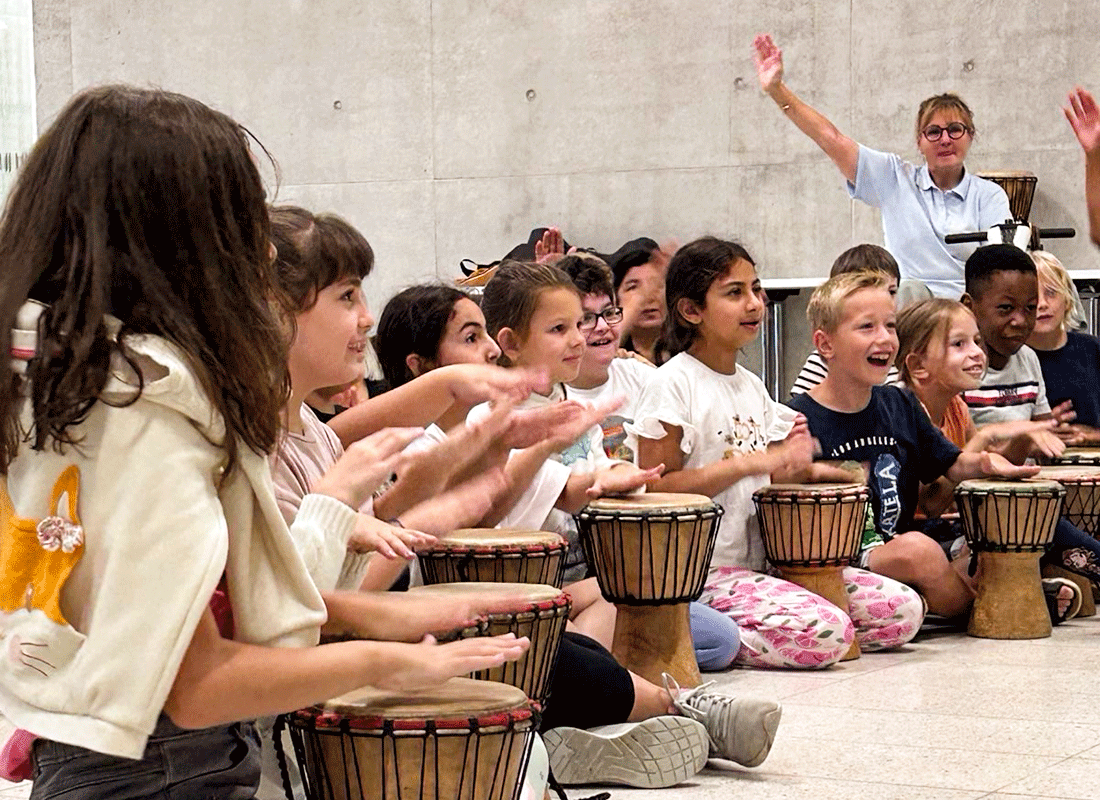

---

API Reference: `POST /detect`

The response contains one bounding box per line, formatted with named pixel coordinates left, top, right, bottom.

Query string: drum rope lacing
left=574, top=506, right=723, bottom=607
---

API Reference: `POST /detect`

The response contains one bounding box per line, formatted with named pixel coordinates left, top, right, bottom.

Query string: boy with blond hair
left=789, top=272, right=1037, bottom=617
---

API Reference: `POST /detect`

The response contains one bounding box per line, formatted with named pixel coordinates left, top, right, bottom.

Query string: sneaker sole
left=543, top=716, right=709, bottom=789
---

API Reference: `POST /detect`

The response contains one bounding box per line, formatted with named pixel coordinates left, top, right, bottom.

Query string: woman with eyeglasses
left=753, top=33, right=1010, bottom=299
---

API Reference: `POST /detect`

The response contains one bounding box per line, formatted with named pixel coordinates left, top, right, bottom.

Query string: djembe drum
left=574, top=493, right=722, bottom=688
left=753, top=483, right=868, bottom=661
left=1052, top=447, right=1100, bottom=468
left=283, top=678, right=537, bottom=800
left=419, top=529, right=568, bottom=588
left=1036, top=465, right=1100, bottom=616
left=407, top=582, right=570, bottom=709
left=977, top=171, right=1037, bottom=222
left=956, top=479, right=1064, bottom=639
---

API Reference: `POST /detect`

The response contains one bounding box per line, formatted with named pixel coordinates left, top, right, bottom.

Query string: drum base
left=1042, top=564, right=1095, bottom=618
left=777, top=565, right=861, bottom=662
left=612, top=603, right=701, bottom=689
left=971, top=552, right=1051, bottom=639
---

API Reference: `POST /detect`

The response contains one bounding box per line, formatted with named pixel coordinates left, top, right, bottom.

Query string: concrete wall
left=32, top=0, right=1100, bottom=393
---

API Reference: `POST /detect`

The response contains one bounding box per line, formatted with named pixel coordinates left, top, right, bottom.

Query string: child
left=788, top=272, right=1039, bottom=618
left=894, top=298, right=1080, bottom=620
left=960, top=245, right=1100, bottom=585
left=632, top=237, right=923, bottom=669
left=375, top=281, right=783, bottom=775
left=790, top=244, right=905, bottom=396
left=0, top=86, right=527, bottom=794
left=609, top=239, right=670, bottom=365
left=560, top=253, right=655, bottom=461
left=1028, top=250, right=1100, bottom=445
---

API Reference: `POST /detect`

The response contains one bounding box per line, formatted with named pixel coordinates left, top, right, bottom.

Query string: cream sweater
left=0, top=310, right=354, bottom=759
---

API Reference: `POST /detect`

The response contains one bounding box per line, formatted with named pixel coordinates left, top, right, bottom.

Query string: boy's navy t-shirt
left=1035, top=330, right=1100, bottom=429
left=788, top=385, right=961, bottom=539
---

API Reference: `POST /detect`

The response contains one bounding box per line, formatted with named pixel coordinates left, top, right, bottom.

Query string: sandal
left=1042, top=577, right=1083, bottom=625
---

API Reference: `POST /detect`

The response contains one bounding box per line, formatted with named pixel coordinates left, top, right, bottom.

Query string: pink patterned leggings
left=699, top=565, right=925, bottom=669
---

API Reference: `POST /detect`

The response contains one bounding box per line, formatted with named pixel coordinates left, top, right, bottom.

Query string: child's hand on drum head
left=586, top=463, right=664, bottom=498
left=767, top=427, right=814, bottom=481
left=313, top=427, right=425, bottom=509
left=976, top=417, right=1065, bottom=460
left=349, top=515, right=435, bottom=560
left=372, top=634, right=531, bottom=693
left=971, top=451, right=1041, bottom=481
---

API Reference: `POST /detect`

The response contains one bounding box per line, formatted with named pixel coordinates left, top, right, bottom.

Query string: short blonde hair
left=1032, top=250, right=1086, bottom=331
left=808, top=271, right=893, bottom=334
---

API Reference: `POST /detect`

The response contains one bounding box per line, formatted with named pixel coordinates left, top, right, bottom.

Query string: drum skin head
left=756, top=482, right=867, bottom=497
left=321, top=677, right=529, bottom=720
left=584, top=492, right=715, bottom=513
left=956, top=478, right=1064, bottom=494
left=441, top=529, right=567, bottom=548
left=1053, top=448, right=1100, bottom=465
left=1035, top=466, right=1100, bottom=484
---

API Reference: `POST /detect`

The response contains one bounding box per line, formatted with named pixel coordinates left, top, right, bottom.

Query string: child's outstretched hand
left=446, top=363, right=551, bottom=406
left=587, top=463, right=664, bottom=498
left=313, top=426, right=425, bottom=509
left=979, top=451, right=1040, bottom=480
left=374, top=634, right=531, bottom=693
left=503, top=397, right=621, bottom=451
left=349, top=515, right=436, bottom=560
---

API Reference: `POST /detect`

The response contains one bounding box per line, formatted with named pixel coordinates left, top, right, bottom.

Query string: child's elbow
left=163, top=692, right=220, bottom=730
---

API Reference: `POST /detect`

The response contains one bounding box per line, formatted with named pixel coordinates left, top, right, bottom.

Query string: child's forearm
left=918, top=476, right=958, bottom=519
left=328, top=369, right=457, bottom=447
left=479, top=441, right=559, bottom=525
left=648, top=450, right=774, bottom=497
left=558, top=472, right=599, bottom=514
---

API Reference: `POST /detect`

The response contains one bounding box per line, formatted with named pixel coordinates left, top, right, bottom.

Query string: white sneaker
left=664, top=673, right=782, bottom=767
left=542, top=715, right=709, bottom=788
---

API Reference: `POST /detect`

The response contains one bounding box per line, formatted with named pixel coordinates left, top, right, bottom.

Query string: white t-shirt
left=627, top=352, right=796, bottom=572
left=567, top=356, right=655, bottom=461
left=468, top=385, right=618, bottom=582
left=962, top=344, right=1052, bottom=425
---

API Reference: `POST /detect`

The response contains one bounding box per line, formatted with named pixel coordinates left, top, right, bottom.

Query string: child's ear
left=960, top=292, right=974, bottom=310
left=904, top=351, right=929, bottom=382
left=813, top=328, right=834, bottom=361
left=405, top=353, right=428, bottom=378
left=676, top=297, right=703, bottom=326
left=496, top=327, right=522, bottom=362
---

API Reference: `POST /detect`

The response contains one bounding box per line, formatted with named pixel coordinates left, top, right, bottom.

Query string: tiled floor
left=3, top=619, right=1099, bottom=799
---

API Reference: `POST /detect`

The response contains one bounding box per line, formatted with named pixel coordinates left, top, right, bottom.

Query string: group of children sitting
left=2, top=82, right=1100, bottom=800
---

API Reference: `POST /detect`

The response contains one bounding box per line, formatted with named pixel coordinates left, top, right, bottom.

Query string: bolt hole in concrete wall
left=28, top=0, right=1100, bottom=391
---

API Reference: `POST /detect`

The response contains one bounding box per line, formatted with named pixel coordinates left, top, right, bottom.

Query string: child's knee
left=689, top=602, right=740, bottom=671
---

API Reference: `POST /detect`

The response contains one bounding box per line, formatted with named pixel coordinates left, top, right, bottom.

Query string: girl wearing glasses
left=753, top=33, right=1010, bottom=299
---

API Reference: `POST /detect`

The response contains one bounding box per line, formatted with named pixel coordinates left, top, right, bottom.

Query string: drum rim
left=409, top=581, right=565, bottom=602
left=575, top=503, right=723, bottom=522
left=422, top=540, right=568, bottom=555
left=753, top=482, right=869, bottom=500
left=291, top=704, right=536, bottom=732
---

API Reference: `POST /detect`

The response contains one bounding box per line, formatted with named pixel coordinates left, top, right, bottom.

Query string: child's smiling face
left=819, top=287, right=898, bottom=388
left=505, top=287, right=586, bottom=385
left=967, top=269, right=1038, bottom=363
